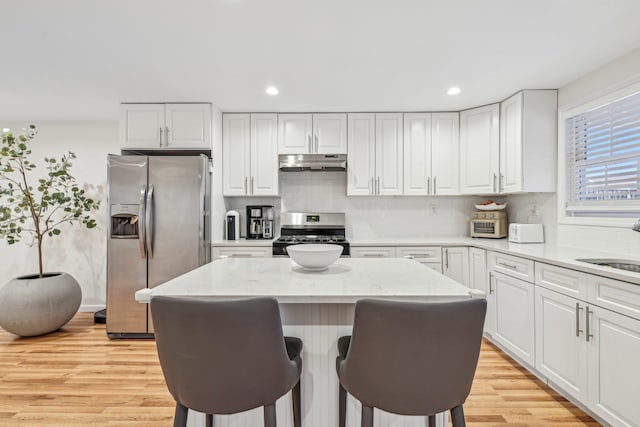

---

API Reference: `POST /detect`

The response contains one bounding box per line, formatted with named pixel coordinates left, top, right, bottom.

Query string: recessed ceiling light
left=265, top=86, right=279, bottom=95
left=447, top=87, right=461, bottom=96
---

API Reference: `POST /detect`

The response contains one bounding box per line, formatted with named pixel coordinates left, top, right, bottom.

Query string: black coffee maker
left=246, top=205, right=274, bottom=239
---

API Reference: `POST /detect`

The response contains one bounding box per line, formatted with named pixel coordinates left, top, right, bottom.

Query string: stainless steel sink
left=575, top=258, right=640, bottom=273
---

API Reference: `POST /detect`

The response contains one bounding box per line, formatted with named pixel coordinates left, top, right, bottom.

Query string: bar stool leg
left=292, top=379, right=301, bottom=427
left=339, top=383, right=347, bottom=427
left=173, top=403, right=188, bottom=427
left=450, top=405, right=466, bottom=427
left=205, top=414, right=214, bottom=427
left=361, top=405, right=373, bottom=427
left=428, top=414, right=436, bottom=427
left=264, top=403, right=277, bottom=427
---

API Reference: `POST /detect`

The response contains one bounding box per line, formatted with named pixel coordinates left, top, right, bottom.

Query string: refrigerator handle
left=145, top=184, right=154, bottom=259
left=138, top=185, right=147, bottom=259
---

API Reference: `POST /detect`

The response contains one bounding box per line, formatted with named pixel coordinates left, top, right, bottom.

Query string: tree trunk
left=37, top=237, right=44, bottom=278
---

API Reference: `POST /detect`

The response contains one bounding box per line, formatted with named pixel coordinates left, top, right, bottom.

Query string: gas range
left=272, top=212, right=350, bottom=256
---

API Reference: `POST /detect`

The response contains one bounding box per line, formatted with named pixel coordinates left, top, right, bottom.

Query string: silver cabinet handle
left=499, top=173, right=504, bottom=192
left=376, top=177, right=380, bottom=195
left=244, top=176, right=248, bottom=194
left=498, top=262, right=517, bottom=270
left=433, top=176, right=437, bottom=195
left=363, top=253, right=385, bottom=257
left=403, top=255, right=414, bottom=259
left=493, top=173, right=497, bottom=192
left=165, top=126, right=170, bottom=147
left=444, top=248, right=449, bottom=269
left=427, top=177, right=431, bottom=195
left=251, top=176, right=254, bottom=195
left=576, top=303, right=583, bottom=337
left=370, top=177, right=374, bottom=195
left=586, top=306, right=593, bottom=342
left=489, top=272, right=494, bottom=294
left=159, top=127, right=164, bottom=147
left=145, top=184, right=154, bottom=259
left=308, top=135, right=312, bottom=153
left=314, top=134, right=318, bottom=153
left=138, top=185, right=147, bottom=259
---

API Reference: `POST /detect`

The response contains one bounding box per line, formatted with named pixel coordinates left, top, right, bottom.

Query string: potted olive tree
left=0, top=125, right=100, bottom=336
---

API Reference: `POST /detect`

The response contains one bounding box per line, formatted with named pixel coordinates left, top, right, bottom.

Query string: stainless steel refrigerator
left=106, top=155, right=210, bottom=338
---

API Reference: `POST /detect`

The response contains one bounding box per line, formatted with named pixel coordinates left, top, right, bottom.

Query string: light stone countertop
left=135, top=257, right=475, bottom=304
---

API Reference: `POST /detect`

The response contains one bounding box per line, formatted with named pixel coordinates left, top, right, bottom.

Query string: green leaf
left=52, top=228, right=61, bottom=235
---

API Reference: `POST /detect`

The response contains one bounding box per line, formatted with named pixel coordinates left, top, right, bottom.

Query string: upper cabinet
left=278, top=113, right=347, bottom=154
left=459, top=90, right=557, bottom=194
left=347, top=113, right=403, bottom=196
left=120, top=103, right=212, bottom=150
left=459, top=103, right=500, bottom=194
left=222, top=113, right=278, bottom=196
left=403, top=112, right=459, bottom=196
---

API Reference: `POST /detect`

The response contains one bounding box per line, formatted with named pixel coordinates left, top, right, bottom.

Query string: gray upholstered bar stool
left=150, top=296, right=302, bottom=427
left=336, top=298, right=486, bottom=427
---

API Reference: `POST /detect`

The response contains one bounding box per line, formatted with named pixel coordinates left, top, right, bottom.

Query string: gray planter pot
left=0, top=272, right=82, bottom=337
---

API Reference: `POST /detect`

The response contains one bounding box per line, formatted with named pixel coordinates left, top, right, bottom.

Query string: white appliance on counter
left=508, top=223, right=544, bottom=243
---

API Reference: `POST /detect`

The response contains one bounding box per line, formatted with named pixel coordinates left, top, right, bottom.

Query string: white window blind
left=566, top=90, right=640, bottom=215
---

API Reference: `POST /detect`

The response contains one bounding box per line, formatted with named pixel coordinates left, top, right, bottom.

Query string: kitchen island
left=136, top=257, right=479, bottom=427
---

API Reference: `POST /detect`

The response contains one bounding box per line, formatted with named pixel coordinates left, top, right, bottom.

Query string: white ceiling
left=2, top=0, right=640, bottom=121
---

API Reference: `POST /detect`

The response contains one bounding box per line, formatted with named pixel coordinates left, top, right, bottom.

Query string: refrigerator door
left=147, top=156, right=210, bottom=332
left=106, top=155, right=149, bottom=336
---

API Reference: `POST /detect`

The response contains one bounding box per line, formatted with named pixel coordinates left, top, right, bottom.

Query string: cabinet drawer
left=212, top=246, right=272, bottom=259
left=350, top=247, right=397, bottom=258
left=488, top=251, right=534, bottom=282
left=587, top=275, right=640, bottom=321
left=535, top=262, right=588, bottom=300
left=397, top=246, right=442, bottom=262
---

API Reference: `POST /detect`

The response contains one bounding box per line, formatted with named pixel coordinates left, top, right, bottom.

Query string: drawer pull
left=575, top=303, right=583, bottom=337
left=363, top=253, right=385, bottom=257
left=498, top=262, right=518, bottom=270
left=586, top=306, right=593, bottom=342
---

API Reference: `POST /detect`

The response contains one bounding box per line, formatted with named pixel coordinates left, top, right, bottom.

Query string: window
left=565, top=90, right=640, bottom=217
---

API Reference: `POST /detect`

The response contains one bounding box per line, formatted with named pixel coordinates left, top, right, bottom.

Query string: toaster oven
left=470, top=211, right=507, bottom=238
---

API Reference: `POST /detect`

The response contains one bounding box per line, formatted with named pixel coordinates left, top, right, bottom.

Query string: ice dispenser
left=110, top=204, right=140, bottom=238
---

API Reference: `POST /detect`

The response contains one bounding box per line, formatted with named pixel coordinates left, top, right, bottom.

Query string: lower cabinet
left=468, top=248, right=489, bottom=332
left=535, top=285, right=640, bottom=427
left=442, top=247, right=469, bottom=286
left=350, top=246, right=397, bottom=258
left=212, top=246, right=272, bottom=259
left=397, top=246, right=442, bottom=272
left=490, top=270, right=535, bottom=367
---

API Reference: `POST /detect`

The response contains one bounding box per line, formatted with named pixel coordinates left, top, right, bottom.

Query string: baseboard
left=79, top=304, right=105, bottom=313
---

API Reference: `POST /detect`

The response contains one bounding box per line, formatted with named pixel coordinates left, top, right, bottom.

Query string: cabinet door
left=222, top=114, right=250, bottom=196
left=347, top=113, right=375, bottom=196
left=120, top=104, right=164, bottom=148
left=165, top=104, right=212, bottom=149
left=500, top=92, right=523, bottom=193
left=491, top=271, right=535, bottom=367
left=588, top=306, right=640, bottom=427
left=431, top=113, right=460, bottom=195
left=403, top=113, right=432, bottom=196
left=278, top=114, right=313, bottom=154
left=375, top=113, right=403, bottom=196
left=534, top=286, right=588, bottom=404
left=250, top=114, right=279, bottom=196
left=469, top=247, right=487, bottom=294
left=443, top=247, right=469, bottom=286
left=459, top=104, right=500, bottom=194
left=313, top=113, right=347, bottom=154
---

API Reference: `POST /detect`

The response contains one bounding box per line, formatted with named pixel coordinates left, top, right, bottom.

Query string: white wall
left=0, top=122, right=119, bottom=311
left=556, top=47, right=640, bottom=252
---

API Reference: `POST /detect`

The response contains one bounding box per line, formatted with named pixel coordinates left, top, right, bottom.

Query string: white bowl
left=474, top=202, right=508, bottom=211
left=287, top=244, right=343, bottom=271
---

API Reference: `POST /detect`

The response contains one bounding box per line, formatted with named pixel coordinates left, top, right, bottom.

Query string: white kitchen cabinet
left=535, top=286, right=588, bottom=404
left=459, top=103, right=500, bottom=194
left=403, top=113, right=459, bottom=196
left=350, top=246, right=397, bottom=258
left=347, top=113, right=403, bottom=196
left=587, top=305, right=640, bottom=427
left=468, top=247, right=487, bottom=294
left=278, top=113, right=346, bottom=154
left=397, top=246, right=442, bottom=272
left=442, top=247, right=469, bottom=286
left=500, top=90, right=557, bottom=193
left=120, top=103, right=211, bottom=150
left=212, top=246, right=272, bottom=259
left=222, top=113, right=278, bottom=196
left=490, top=270, right=535, bottom=367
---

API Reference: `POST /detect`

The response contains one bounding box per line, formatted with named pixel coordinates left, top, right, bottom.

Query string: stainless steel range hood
left=279, top=154, right=347, bottom=172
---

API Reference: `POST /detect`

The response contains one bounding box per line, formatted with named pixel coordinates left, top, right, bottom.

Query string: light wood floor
left=0, top=314, right=599, bottom=426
